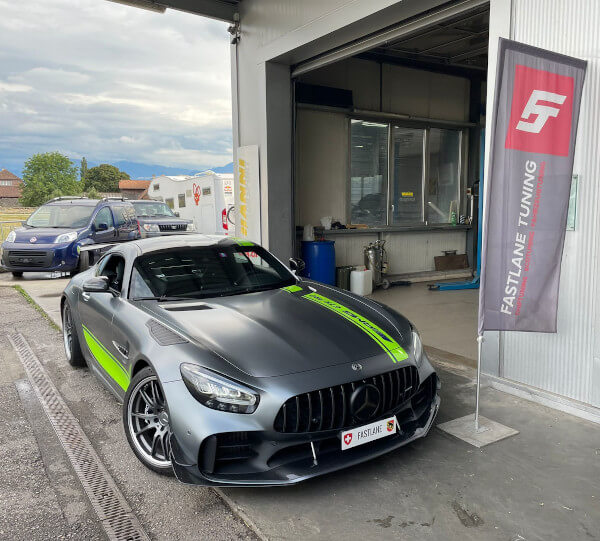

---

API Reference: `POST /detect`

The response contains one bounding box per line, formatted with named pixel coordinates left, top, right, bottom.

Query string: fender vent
left=146, top=320, right=188, bottom=346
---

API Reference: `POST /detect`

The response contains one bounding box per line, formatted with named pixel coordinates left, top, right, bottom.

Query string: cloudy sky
left=0, top=0, right=232, bottom=177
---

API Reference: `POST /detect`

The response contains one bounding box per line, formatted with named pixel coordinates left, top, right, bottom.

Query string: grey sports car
left=61, top=235, right=440, bottom=486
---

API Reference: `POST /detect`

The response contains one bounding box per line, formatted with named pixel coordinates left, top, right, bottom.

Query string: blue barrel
left=301, top=240, right=336, bottom=285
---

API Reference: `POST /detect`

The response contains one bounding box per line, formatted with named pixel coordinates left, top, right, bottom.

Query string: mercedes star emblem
left=349, top=384, right=381, bottom=422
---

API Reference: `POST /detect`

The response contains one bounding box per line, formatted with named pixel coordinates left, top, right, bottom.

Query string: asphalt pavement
left=0, top=275, right=598, bottom=540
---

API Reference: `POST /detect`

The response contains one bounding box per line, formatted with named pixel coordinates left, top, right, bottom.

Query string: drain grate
left=9, top=333, right=150, bottom=541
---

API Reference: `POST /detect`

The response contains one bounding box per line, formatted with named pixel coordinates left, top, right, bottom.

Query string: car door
left=91, top=206, right=117, bottom=243
left=78, top=253, right=130, bottom=396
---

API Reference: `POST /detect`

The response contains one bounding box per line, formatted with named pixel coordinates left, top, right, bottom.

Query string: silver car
left=61, top=235, right=439, bottom=486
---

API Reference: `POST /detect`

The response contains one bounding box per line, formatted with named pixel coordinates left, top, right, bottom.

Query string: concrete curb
left=214, top=488, right=269, bottom=541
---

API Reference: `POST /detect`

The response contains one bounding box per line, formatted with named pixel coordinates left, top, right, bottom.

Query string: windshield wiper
left=131, top=295, right=200, bottom=302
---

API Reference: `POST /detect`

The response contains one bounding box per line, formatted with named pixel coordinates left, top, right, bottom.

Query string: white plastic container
left=350, top=268, right=373, bottom=296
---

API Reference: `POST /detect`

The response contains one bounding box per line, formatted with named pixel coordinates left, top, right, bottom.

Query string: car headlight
left=412, top=330, right=424, bottom=367
left=180, top=363, right=259, bottom=414
left=5, top=230, right=16, bottom=243
left=186, top=222, right=196, bottom=231
left=54, top=231, right=77, bottom=244
left=143, top=224, right=160, bottom=232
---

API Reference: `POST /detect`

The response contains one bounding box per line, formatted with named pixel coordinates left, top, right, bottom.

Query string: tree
left=85, top=186, right=100, bottom=200
left=20, top=152, right=81, bottom=207
left=80, top=157, right=88, bottom=183
left=84, top=164, right=130, bottom=192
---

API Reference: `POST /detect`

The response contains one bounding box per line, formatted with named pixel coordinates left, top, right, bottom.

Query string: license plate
left=341, top=416, right=397, bottom=450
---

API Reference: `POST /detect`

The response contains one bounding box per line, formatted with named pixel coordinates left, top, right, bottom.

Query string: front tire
left=123, top=367, right=174, bottom=476
left=11, top=271, right=23, bottom=278
left=70, top=251, right=89, bottom=277
left=62, top=300, right=85, bottom=367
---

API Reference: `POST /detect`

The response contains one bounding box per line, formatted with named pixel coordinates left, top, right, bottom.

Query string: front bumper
left=170, top=373, right=439, bottom=487
left=0, top=242, right=78, bottom=272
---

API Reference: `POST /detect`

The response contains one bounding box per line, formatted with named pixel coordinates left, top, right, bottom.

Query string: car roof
left=45, top=199, right=100, bottom=206
left=129, top=234, right=246, bottom=255
left=44, top=198, right=134, bottom=207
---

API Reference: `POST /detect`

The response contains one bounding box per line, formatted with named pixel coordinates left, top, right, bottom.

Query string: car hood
left=141, top=282, right=412, bottom=378
left=137, top=217, right=192, bottom=225
left=10, top=227, right=76, bottom=244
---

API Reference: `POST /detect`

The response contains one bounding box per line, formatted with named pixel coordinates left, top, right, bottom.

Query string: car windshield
left=130, top=244, right=296, bottom=300
left=132, top=202, right=175, bottom=218
left=26, top=204, right=95, bottom=228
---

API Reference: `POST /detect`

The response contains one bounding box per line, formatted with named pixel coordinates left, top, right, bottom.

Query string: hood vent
left=162, top=303, right=212, bottom=312
left=146, top=320, right=188, bottom=346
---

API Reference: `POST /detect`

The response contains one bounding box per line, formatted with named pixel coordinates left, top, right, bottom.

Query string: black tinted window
left=130, top=244, right=295, bottom=299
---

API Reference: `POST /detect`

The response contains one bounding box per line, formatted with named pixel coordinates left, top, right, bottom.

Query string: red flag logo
left=505, top=65, right=574, bottom=156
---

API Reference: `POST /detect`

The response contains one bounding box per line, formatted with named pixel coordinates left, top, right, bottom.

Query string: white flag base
left=438, top=414, right=519, bottom=448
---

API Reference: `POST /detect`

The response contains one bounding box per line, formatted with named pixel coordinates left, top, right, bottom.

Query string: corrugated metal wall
left=498, top=0, right=600, bottom=407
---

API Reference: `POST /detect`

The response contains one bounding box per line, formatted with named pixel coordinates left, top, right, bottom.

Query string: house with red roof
left=118, top=179, right=151, bottom=200
left=0, top=169, right=24, bottom=206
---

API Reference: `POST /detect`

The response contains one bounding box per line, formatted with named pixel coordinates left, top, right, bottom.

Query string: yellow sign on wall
left=235, top=145, right=260, bottom=243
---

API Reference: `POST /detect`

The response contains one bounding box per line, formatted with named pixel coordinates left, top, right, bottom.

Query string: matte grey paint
left=62, top=235, right=438, bottom=485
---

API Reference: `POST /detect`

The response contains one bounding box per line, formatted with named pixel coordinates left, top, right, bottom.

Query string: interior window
left=350, top=120, right=388, bottom=227
left=427, top=128, right=461, bottom=223
left=94, top=207, right=114, bottom=229
left=391, top=127, right=425, bottom=224
left=98, top=254, right=126, bottom=293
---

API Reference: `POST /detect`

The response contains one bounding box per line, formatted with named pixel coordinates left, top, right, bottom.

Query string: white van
left=148, top=171, right=234, bottom=235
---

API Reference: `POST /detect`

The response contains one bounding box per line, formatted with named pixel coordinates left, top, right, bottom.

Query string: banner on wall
left=478, top=38, right=586, bottom=334
left=235, top=145, right=261, bottom=243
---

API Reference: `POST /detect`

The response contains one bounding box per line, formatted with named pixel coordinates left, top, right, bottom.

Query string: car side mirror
left=174, top=212, right=180, bottom=217
left=289, top=258, right=306, bottom=272
left=96, top=222, right=109, bottom=231
left=83, top=276, right=110, bottom=293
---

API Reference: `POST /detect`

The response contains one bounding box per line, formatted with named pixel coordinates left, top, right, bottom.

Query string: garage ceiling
left=367, top=5, right=488, bottom=72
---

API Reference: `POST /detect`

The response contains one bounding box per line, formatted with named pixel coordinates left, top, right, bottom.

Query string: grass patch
left=0, top=208, right=35, bottom=241
left=14, top=285, right=61, bottom=332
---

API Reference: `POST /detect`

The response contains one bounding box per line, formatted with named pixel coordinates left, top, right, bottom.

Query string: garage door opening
left=292, top=3, right=489, bottom=361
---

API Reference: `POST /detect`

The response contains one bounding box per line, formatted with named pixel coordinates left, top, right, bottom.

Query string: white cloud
left=0, top=0, right=232, bottom=174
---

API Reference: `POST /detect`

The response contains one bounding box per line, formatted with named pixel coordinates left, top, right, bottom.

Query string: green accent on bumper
left=81, top=325, right=130, bottom=391
left=281, top=285, right=303, bottom=293
left=302, top=292, right=408, bottom=363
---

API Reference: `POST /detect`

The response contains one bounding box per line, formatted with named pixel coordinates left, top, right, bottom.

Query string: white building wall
left=233, top=0, right=452, bottom=258
left=484, top=0, right=600, bottom=409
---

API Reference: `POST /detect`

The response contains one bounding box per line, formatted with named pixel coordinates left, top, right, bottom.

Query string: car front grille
left=273, top=365, right=419, bottom=433
left=8, top=250, right=53, bottom=267
left=158, top=224, right=187, bottom=232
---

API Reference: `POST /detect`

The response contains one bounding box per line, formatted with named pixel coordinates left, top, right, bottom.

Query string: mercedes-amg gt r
left=61, top=235, right=439, bottom=486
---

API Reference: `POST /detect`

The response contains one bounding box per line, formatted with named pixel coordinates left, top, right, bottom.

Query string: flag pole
left=475, top=334, right=484, bottom=431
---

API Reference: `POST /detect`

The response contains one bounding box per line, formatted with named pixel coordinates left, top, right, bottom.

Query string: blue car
left=1, top=196, right=139, bottom=277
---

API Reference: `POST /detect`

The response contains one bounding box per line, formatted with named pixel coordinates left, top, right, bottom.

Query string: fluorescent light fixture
left=106, top=0, right=166, bottom=13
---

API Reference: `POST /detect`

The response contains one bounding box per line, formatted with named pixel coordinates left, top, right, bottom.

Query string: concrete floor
left=371, top=280, right=479, bottom=361
left=0, top=285, right=598, bottom=540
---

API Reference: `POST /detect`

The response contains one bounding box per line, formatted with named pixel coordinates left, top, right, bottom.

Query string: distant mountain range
left=5, top=160, right=234, bottom=179
left=103, top=160, right=234, bottom=179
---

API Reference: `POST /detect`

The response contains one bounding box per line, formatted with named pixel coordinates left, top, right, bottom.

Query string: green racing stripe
left=81, top=325, right=130, bottom=391
left=302, top=292, right=408, bottom=363
left=281, top=285, right=303, bottom=293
